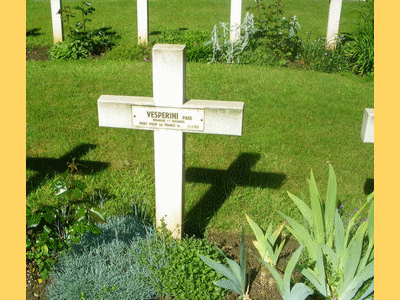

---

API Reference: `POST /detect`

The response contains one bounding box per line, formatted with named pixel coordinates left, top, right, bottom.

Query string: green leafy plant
left=247, top=0, right=302, bottom=64
left=260, top=246, right=314, bottom=300
left=49, top=2, right=119, bottom=60
left=246, top=214, right=285, bottom=267
left=199, top=229, right=250, bottom=300
left=26, top=159, right=106, bottom=279
left=345, top=1, right=374, bottom=76
left=149, top=234, right=227, bottom=300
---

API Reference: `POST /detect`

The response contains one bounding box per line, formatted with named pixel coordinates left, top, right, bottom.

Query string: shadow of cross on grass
left=26, top=143, right=110, bottom=196
left=184, top=153, right=286, bottom=238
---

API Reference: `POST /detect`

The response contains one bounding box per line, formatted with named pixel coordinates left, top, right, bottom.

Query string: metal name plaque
left=132, top=106, right=205, bottom=131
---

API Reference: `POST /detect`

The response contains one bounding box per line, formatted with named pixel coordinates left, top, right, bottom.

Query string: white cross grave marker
left=361, top=108, right=374, bottom=143
left=326, top=0, right=343, bottom=49
left=97, top=44, right=244, bottom=238
left=230, top=0, right=242, bottom=42
left=50, top=0, right=63, bottom=43
left=137, top=0, right=149, bottom=44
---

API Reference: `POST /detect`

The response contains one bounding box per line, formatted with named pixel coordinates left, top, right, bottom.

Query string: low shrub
left=48, top=2, right=119, bottom=60
left=136, top=233, right=228, bottom=300
left=246, top=0, right=302, bottom=65
left=46, top=209, right=227, bottom=299
left=47, top=214, right=159, bottom=300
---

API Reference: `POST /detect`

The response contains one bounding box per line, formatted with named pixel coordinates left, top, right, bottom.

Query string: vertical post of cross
left=50, top=0, right=63, bottom=43
left=152, top=45, right=186, bottom=238
left=137, top=0, right=149, bottom=44
left=230, top=0, right=242, bottom=42
left=326, top=0, right=343, bottom=49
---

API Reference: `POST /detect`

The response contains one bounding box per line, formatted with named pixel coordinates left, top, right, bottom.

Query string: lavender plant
left=47, top=214, right=159, bottom=300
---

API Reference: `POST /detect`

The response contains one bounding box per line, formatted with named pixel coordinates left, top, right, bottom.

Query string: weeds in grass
left=26, top=160, right=106, bottom=279
left=300, top=34, right=350, bottom=73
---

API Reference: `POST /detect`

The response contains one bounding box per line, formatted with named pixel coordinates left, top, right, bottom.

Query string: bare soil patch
left=26, top=46, right=50, bottom=61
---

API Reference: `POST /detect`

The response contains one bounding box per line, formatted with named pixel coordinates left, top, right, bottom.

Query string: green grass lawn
left=26, top=0, right=373, bottom=237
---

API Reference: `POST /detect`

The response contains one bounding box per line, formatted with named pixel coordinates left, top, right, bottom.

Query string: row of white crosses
left=50, top=0, right=347, bottom=48
left=49, top=0, right=244, bottom=45
left=137, top=0, right=243, bottom=44
left=97, top=44, right=244, bottom=239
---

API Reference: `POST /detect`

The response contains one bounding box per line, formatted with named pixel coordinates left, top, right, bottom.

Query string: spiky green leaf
left=199, top=254, right=237, bottom=284
left=214, top=279, right=242, bottom=296
left=358, top=279, right=374, bottom=300
left=340, top=261, right=374, bottom=300
left=283, top=246, right=304, bottom=294
left=324, top=164, right=337, bottom=246
left=239, top=228, right=246, bottom=293
left=342, top=222, right=367, bottom=291
left=259, top=256, right=285, bottom=296
left=287, top=191, right=313, bottom=226
left=278, top=211, right=318, bottom=261
left=308, top=170, right=325, bottom=245
left=367, top=200, right=374, bottom=246
left=334, top=210, right=345, bottom=259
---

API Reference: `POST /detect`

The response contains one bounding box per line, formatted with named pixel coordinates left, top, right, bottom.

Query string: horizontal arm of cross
left=98, top=95, right=244, bottom=136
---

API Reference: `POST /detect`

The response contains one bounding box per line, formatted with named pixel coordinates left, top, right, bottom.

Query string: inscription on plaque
left=132, top=106, right=205, bottom=131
